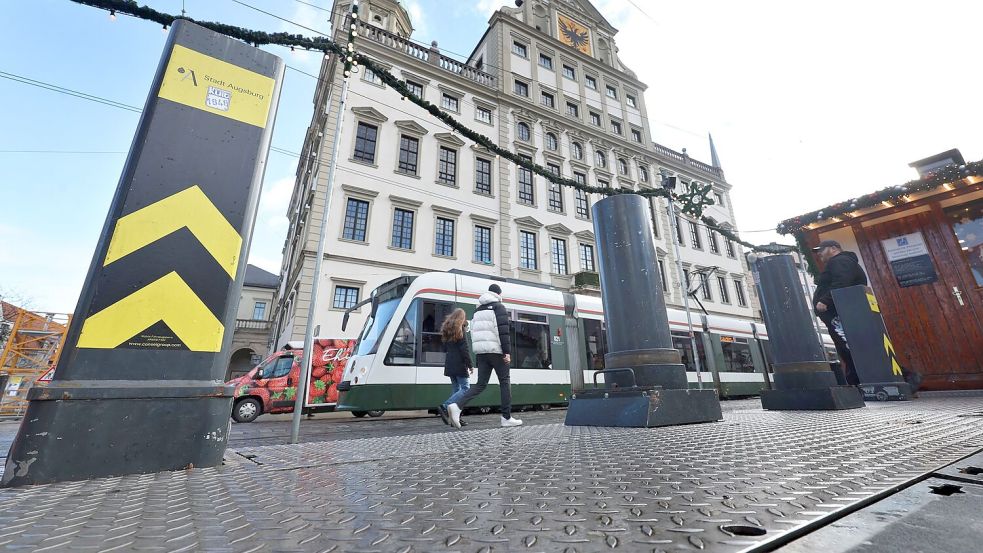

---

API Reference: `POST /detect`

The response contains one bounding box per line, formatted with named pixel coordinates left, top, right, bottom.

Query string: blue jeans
left=443, top=375, right=471, bottom=407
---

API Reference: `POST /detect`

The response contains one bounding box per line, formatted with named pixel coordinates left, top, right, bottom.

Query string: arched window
left=595, top=150, right=606, bottom=168
left=545, top=132, right=558, bottom=151
left=639, top=165, right=649, bottom=182
left=572, top=142, right=583, bottom=160
left=618, top=158, right=629, bottom=176
left=517, top=122, right=530, bottom=141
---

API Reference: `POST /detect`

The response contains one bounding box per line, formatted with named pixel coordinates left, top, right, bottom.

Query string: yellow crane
left=0, top=302, right=70, bottom=417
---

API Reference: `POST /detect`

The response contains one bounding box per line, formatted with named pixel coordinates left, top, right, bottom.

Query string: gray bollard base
left=861, top=382, right=913, bottom=401
left=565, top=387, right=722, bottom=427
left=761, top=385, right=866, bottom=411
left=2, top=385, right=233, bottom=487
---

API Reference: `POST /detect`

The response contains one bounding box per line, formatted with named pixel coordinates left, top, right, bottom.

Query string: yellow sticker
left=866, top=292, right=880, bottom=313
left=158, top=44, right=274, bottom=128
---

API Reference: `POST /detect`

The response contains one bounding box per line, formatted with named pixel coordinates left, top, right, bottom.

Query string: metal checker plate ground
left=0, top=397, right=981, bottom=552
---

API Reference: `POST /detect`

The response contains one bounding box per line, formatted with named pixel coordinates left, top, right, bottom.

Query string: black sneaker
left=438, top=405, right=449, bottom=425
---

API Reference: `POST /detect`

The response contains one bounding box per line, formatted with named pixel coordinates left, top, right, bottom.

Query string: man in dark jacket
left=812, top=240, right=868, bottom=385
left=447, top=283, right=522, bottom=428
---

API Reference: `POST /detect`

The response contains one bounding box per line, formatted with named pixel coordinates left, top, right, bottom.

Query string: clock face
left=557, top=13, right=592, bottom=56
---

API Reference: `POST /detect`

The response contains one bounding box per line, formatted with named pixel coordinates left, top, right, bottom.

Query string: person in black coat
left=812, top=239, right=868, bottom=385
left=437, top=308, right=473, bottom=426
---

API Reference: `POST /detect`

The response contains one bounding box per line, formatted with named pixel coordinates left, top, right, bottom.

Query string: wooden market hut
left=779, top=150, right=983, bottom=391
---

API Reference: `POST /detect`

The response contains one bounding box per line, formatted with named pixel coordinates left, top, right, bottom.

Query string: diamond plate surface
left=0, top=397, right=981, bottom=552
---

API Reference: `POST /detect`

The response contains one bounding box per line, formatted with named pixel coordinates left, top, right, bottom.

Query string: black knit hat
left=488, top=283, right=502, bottom=294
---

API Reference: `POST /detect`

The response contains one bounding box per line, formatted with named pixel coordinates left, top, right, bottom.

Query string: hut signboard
left=881, top=232, right=938, bottom=287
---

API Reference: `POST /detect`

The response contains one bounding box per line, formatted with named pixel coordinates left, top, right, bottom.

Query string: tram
left=336, top=270, right=837, bottom=414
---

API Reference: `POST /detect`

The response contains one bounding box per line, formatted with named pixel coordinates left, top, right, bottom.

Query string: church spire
left=708, top=133, right=724, bottom=177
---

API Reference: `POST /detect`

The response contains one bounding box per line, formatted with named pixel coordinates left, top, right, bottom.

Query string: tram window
left=384, top=300, right=419, bottom=365
left=760, top=339, right=774, bottom=371
left=583, top=318, right=607, bottom=370
left=512, top=317, right=552, bottom=369
left=720, top=337, right=755, bottom=372
left=419, top=301, right=454, bottom=365
left=671, top=330, right=707, bottom=372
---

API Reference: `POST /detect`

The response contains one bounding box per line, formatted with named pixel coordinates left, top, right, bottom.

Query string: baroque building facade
left=270, top=0, right=759, bottom=349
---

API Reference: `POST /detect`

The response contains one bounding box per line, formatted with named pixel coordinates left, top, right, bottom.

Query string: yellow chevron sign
left=77, top=272, right=224, bottom=352
left=104, top=185, right=242, bottom=277
left=883, top=334, right=903, bottom=376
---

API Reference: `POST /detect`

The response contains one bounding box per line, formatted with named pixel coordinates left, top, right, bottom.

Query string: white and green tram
left=336, top=271, right=837, bottom=414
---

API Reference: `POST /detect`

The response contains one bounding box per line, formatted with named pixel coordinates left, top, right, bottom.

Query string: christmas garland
left=66, top=0, right=795, bottom=254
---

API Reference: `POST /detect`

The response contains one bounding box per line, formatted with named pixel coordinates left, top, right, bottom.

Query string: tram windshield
left=354, top=277, right=415, bottom=356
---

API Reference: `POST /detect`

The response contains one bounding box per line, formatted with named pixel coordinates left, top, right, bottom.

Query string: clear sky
left=3, top=0, right=982, bottom=313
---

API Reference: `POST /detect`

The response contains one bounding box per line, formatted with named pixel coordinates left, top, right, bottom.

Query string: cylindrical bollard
left=754, top=254, right=865, bottom=409
left=593, top=194, right=686, bottom=390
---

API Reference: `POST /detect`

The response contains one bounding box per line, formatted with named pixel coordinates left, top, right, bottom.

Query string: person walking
left=437, top=308, right=473, bottom=427
left=447, top=283, right=522, bottom=429
left=812, top=239, right=868, bottom=385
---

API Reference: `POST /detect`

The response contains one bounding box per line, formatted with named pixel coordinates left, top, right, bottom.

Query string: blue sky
left=4, top=0, right=983, bottom=313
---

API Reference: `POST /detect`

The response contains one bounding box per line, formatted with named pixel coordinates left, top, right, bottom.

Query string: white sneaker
left=501, top=416, right=523, bottom=427
left=448, top=403, right=462, bottom=429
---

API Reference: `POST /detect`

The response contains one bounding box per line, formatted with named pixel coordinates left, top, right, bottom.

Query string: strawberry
left=254, top=379, right=268, bottom=388
left=267, top=379, right=287, bottom=394
left=331, top=366, right=344, bottom=385
left=310, top=380, right=326, bottom=398
left=326, top=386, right=339, bottom=403
left=236, top=384, right=249, bottom=397
left=284, top=387, right=297, bottom=401
left=312, top=365, right=327, bottom=379
left=313, top=342, right=324, bottom=365
left=320, top=374, right=331, bottom=385
left=289, top=364, right=301, bottom=383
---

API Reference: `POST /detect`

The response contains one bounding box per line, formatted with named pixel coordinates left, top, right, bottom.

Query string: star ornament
left=557, top=14, right=591, bottom=55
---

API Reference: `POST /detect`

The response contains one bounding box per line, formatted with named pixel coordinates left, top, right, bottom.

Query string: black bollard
left=565, top=194, right=722, bottom=427
left=753, top=254, right=865, bottom=410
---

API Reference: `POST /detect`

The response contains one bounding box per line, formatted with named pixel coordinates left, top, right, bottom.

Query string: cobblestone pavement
left=0, top=396, right=981, bottom=552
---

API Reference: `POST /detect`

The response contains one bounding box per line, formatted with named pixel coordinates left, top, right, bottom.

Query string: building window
left=517, top=122, right=531, bottom=141
left=657, top=259, right=668, bottom=292
left=585, top=75, right=597, bottom=89
left=688, top=220, right=702, bottom=249
left=611, top=120, right=622, bottom=135
left=435, top=147, right=457, bottom=185
left=474, top=225, right=492, bottom=264
left=725, top=238, right=736, bottom=257
left=539, top=53, right=553, bottom=70
left=475, top=157, right=492, bottom=195
left=562, top=64, right=575, bottom=79
left=707, top=227, right=720, bottom=254
left=362, top=67, right=382, bottom=85
left=441, top=93, right=459, bottom=112
left=434, top=217, right=455, bottom=257
left=551, top=237, right=568, bottom=275
left=512, top=41, right=528, bottom=58
left=598, top=179, right=609, bottom=188
left=546, top=162, right=560, bottom=177
left=717, top=276, right=730, bottom=303
left=391, top=208, right=414, bottom=249
left=618, top=158, right=629, bottom=176
left=342, top=198, right=369, bottom=241
left=734, top=279, right=747, bottom=306
left=405, top=80, right=424, bottom=98
left=626, top=94, right=637, bottom=108
left=639, top=165, right=649, bottom=182
left=541, top=91, right=555, bottom=109
left=700, top=273, right=712, bottom=301
left=590, top=111, right=601, bottom=126
left=572, top=142, right=583, bottom=160
left=548, top=183, right=563, bottom=212
left=332, top=286, right=360, bottom=309
left=518, top=157, right=534, bottom=205
left=575, top=188, right=590, bottom=219
left=566, top=102, right=579, bottom=117
left=476, top=106, right=492, bottom=124
left=714, top=191, right=725, bottom=206
left=519, top=230, right=538, bottom=270
left=252, top=301, right=267, bottom=320
left=545, top=132, right=558, bottom=151
left=595, top=150, right=606, bottom=168
left=579, top=243, right=595, bottom=272
left=353, top=122, right=378, bottom=163
left=675, top=215, right=685, bottom=246
left=397, top=135, right=419, bottom=174
left=631, top=128, right=642, bottom=142
left=606, top=85, right=617, bottom=99
left=514, top=80, right=529, bottom=97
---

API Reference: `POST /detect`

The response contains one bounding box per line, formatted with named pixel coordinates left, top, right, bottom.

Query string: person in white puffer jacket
left=447, top=283, right=523, bottom=428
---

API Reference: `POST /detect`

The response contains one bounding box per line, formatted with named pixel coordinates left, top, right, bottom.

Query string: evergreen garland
left=67, top=0, right=795, bottom=255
